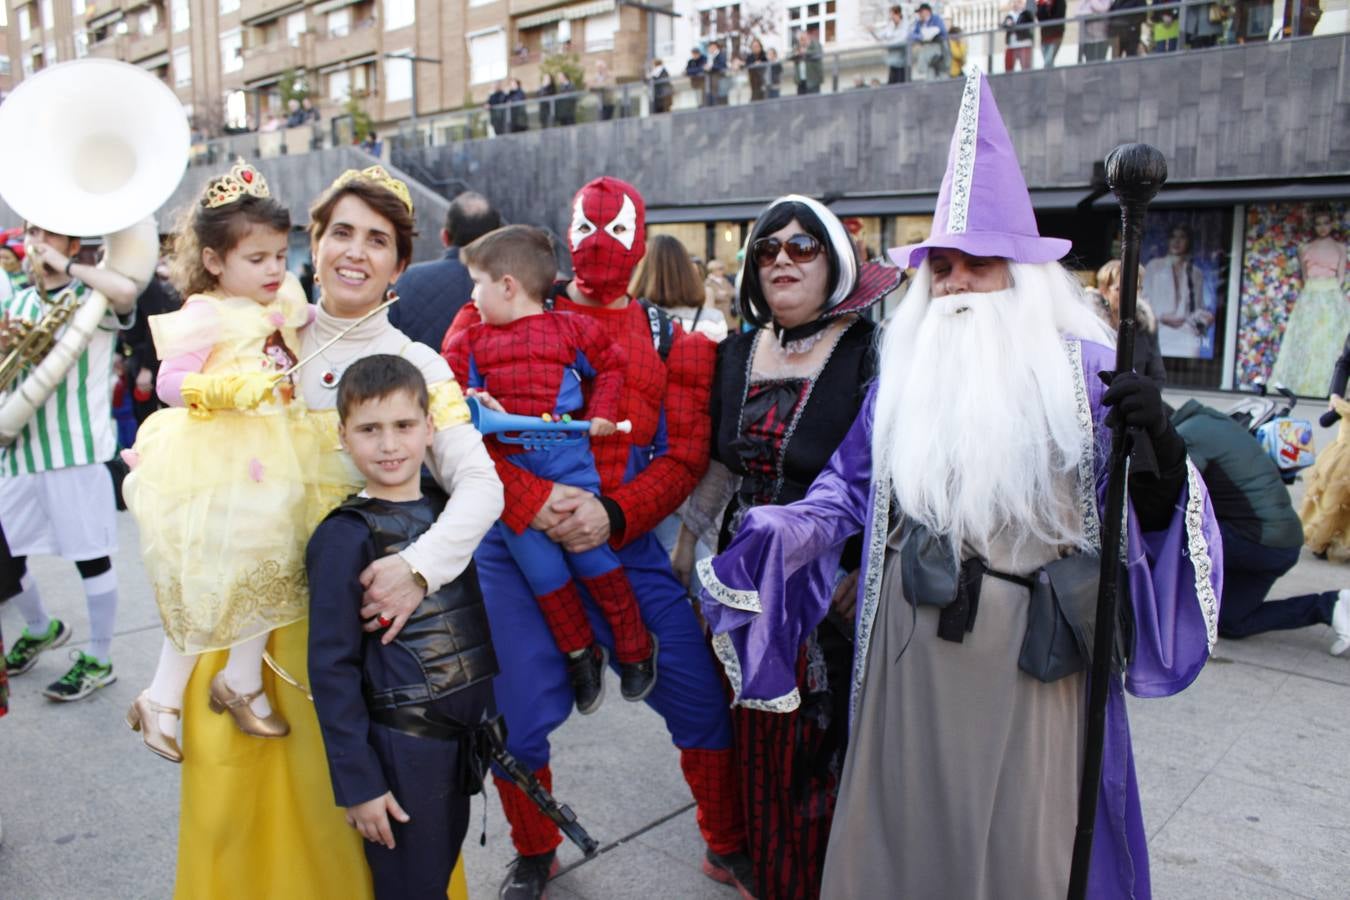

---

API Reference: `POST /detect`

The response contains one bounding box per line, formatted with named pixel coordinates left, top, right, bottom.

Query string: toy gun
left=468, top=395, right=631, bottom=452
left=484, top=716, right=599, bottom=857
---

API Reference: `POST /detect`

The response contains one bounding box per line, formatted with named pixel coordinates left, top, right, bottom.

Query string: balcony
left=85, top=33, right=130, bottom=60
left=311, top=17, right=376, bottom=69
left=126, top=28, right=168, bottom=62
left=243, top=38, right=308, bottom=83
left=81, top=0, right=122, bottom=18
left=81, top=0, right=124, bottom=19
left=241, top=0, right=300, bottom=24
left=508, top=0, right=566, bottom=16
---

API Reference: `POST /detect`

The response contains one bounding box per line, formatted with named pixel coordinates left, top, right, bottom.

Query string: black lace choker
left=772, top=314, right=835, bottom=348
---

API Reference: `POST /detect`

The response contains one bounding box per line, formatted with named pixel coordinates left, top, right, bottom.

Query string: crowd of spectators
left=471, top=0, right=1322, bottom=136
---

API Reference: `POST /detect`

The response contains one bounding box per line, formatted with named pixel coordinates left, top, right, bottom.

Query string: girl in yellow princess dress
left=123, top=161, right=320, bottom=761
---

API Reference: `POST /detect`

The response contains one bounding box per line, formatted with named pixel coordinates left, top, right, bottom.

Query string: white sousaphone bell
left=0, top=58, right=189, bottom=445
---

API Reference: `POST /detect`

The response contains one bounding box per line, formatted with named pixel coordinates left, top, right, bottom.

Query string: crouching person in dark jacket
left=308, top=355, right=498, bottom=899
left=1172, top=399, right=1350, bottom=653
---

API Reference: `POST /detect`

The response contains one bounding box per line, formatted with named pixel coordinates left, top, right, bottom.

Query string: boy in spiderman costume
left=445, top=224, right=658, bottom=712
left=443, top=178, right=752, bottom=900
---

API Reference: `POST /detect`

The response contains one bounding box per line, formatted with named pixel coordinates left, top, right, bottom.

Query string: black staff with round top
left=1066, top=142, right=1167, bottom=900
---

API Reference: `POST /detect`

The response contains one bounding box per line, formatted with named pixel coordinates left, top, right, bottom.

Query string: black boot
left=566, top=644, right=607, bottom=714
left=498, top=850, right=558, bottom=900
left=619, top=633, right=658, bottom=702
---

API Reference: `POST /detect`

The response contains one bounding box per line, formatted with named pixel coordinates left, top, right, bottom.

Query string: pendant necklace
left=317, top=346, right=365, bottom=388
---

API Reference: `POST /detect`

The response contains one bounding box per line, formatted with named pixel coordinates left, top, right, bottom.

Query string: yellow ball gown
left=125, top=279, right=318, bottom=654
left=148, top=283, right=467, bottom=900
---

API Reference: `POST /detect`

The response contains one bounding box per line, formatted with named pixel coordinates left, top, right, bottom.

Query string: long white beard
left=872, top=262, right=1108, bottom=558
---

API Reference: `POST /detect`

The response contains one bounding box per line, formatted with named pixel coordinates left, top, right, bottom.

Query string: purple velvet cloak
left=698, top=339, right=1222, bottom=899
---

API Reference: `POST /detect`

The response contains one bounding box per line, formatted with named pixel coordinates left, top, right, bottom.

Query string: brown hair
left=460, top=224, right=556, bottom=300
left=336, top=354, right=429, bottom=422
left=629, top=234, right=707, bottom=309
left=170, top=189, right=291, bottom=297
left=308, top=177, right=416, bottom=266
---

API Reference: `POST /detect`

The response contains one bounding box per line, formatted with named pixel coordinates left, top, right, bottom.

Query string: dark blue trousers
left=1218, top=524, right=1337, bottom=639
left=362, top=723, right=470, bottom=900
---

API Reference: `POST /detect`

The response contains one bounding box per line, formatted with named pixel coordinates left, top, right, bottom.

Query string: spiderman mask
left=569, top=177, right=646, bottom=305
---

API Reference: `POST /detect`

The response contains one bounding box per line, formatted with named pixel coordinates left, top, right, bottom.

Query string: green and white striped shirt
left=1, top=281, right=128, bottom=475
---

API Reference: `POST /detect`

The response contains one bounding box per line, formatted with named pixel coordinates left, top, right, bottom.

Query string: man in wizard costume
left=698, top=72, right=1222, bottom=899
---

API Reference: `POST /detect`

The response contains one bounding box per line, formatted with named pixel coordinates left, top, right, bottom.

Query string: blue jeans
left=1218, top=524, right=1336, bottom=639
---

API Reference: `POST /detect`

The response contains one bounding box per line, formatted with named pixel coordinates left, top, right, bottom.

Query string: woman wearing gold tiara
left=172, top=166, right=501, bottom=899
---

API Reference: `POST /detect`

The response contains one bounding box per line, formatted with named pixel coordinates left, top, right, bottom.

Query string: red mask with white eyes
left=568, top=177, right=646, bottom=305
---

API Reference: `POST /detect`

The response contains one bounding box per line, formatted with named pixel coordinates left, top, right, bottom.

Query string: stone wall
left=400, top=35, right=1350, bottom=238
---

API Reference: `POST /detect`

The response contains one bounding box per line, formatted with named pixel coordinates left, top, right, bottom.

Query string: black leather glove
left=1100, top=371, right=1187, bottom=530
left=1101, top=371, right=1168, bottom=437
left=1099, top=371, right=1186, bottom=471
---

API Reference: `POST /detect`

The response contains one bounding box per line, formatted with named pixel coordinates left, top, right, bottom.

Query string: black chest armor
left=336, top=491, right=499, bottom=708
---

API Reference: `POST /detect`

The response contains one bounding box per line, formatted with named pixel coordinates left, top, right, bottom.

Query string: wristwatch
left=407, top=560, right=429, bottom=595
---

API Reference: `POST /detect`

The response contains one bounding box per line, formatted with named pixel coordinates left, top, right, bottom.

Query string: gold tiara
left=203, top=159, right=271, bottom=209
left=331, top=166, right=414, bottom=216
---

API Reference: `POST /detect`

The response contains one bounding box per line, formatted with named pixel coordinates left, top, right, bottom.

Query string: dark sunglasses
left=751, top=233, right=823, bottom=267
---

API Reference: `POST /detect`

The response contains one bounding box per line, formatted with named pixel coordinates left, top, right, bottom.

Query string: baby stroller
left=1226, top=383, right=1316, bottom=484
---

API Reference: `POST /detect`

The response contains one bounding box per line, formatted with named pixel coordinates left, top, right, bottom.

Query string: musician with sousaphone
left=0, top=60, right=186, bottom=701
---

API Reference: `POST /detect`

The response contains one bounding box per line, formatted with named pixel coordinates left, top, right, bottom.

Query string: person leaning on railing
left=648, top=60, right=673, bottom=113
left=910, top=4, right=950, bottom=81
left=1035, top=0, right=1067, bottom=66
left=1002, top=1, right=1036, bottom=72
left=1078, top=0, right=1114, bottom=60
left=708, top=40, right=731, bottom=107
left=1108, top=0, right=1149, bottom=57
left=744, top=38, right=771, bottom=101
left=948, top=26, right=967, bottom=76
left=685, top=45, right=709, bottom=106
left=869, top=4, right=911, bottom=85
left=793, top=28, right=825, bottom=94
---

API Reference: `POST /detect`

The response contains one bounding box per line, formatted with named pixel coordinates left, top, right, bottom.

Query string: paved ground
left=2, top=503, right=1349, bottom=899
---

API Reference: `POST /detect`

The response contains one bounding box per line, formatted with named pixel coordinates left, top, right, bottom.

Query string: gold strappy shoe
left=125, top=691, right=184, bottom=763
left=207, top=671, right=289, bottom=738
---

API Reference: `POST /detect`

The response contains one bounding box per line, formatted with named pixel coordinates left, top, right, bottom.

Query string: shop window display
left=1236, top=202, right=1349, bottom=397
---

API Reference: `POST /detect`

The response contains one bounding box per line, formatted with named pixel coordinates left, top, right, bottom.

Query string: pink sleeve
left=157, top=347, right=212, bottom=407
left=153, top=301, right=219, bottom=407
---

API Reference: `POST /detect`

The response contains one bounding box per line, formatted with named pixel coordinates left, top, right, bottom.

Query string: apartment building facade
left=2, top=0, right=660, bottom=135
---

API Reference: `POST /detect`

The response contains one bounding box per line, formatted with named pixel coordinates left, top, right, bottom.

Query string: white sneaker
left=1330, top=590, right=1350, bottom=657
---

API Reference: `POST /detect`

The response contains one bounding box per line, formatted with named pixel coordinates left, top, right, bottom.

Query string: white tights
left=146, top=632, right=274, bottom=734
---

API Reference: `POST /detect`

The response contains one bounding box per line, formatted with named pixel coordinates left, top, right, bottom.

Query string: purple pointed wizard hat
left=889, top=71, right=1071, bottom=268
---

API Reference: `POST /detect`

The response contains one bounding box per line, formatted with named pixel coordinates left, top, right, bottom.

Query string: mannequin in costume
left=445, top=177, right=753, bottom=900
left=701, top=73, right=1221, bottom=899
left=124, top=161, right=316, bottom=762
left=170, top=166, right=500, bottom=900
left=1270, top=209, right=1348, bottom=397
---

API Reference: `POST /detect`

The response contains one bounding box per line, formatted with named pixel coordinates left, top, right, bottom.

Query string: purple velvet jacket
left=699, top=339, right=1222, bottom=899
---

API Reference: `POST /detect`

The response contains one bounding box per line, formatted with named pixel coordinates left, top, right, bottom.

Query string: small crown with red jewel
left=203, top=160, right=272, bottom=209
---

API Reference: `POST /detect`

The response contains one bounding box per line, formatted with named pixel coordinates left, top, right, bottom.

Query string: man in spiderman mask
left=445, top=177, right=751, bottom=900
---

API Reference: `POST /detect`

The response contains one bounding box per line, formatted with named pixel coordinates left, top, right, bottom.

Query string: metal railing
left=186, top=0, right=1342, bottom=166
left=387, top=1, right=1339, bottom=150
